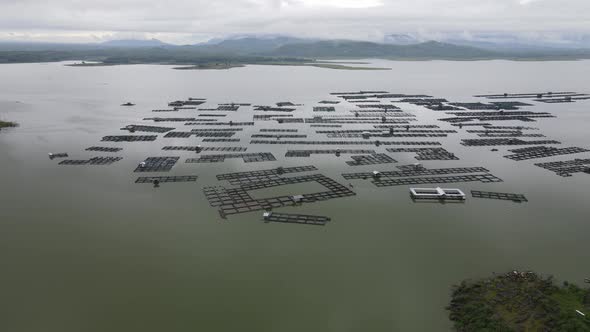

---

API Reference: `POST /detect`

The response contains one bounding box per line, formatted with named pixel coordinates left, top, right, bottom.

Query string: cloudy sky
left=0, top=0, right=588, bottom=44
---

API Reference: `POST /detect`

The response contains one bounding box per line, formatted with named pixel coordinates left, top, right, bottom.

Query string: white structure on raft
left=410, top=187, right=466, bottom=200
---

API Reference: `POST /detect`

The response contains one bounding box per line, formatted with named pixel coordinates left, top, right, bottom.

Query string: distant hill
left=1, top=36, right=590, bottom=64
left=264, top=40, right=498, bottom=59
left=100, top=39, right=170, bottom=48
left=181, top=36, right=309, bottom=55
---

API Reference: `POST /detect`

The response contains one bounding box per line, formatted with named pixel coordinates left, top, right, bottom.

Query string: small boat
left=121, top=102, right=136, bottom=106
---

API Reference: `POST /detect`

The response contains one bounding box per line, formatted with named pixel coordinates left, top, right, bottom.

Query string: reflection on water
left=1, top=61, right=590, bottom=331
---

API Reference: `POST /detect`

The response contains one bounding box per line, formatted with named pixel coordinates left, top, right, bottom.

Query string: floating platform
left=102, top=135, right=157, bottom=142
left=59, top=157, right=122, bottom=166
left=317, top=129, right=453, bottom=134
left=259, top=129, right=298, bottom=132
left=251, top=134, right=307, bottom=138
left=185, top=121, right=254, bottom=126
left=534, top=158, right=590, bottom=177
left=202, top=138, right=241, bottom=142
left=253, top=140, right=442, bottom=146
left=134, top=157, right=179, bottom=172
left=135, top=175, right=198, bottom=184
left=471, top=190, right=528, bottom=203
left=504, top=146, right=590, bottom=161
left=325, top=132, right=448, bottom=138
left=48, top=153, right=68, bottom=159
left=342, top=167, right=490, bottom=180
left=163, top=131, right=193, bottom=138
left=204, top=174, right=354, bottom=216
left=85, top=147, right=122, bottom=152
left=482, top=126, right=538, bottom=130
left=121, top=125, right=174, bottom=133
left=164, top=131, right=235, bottom=138
left=475, top=133, right=545, bottom=138
left=217, top=166, right=318, bottom=185
left=163, top=146, right=247, bottom=152
left=410, top=187, right=466, bottom=201
left=474, top=91, right=584, bottom=99
left=286, top=149, right=376, bottom=157
left=386, top=148, right=458, bottom=160
left=186, top=153, right=276, bottom=163
left=461, top=139, right=561, bottom=146
left=263, top=212, right=331, bottom=226
left=199, top=105, right=240, bottom=111
left=199, top=114, right=227, bottom=117
left=372, top=174, right=502, bottom=187
left=313, top=107, right=336, bottom=112
left=374, top=125, right=440, bottom=129
left=254, top=114, right=294, bottom=121
left=144, top=117, right=197, bottom=122
left=448, top=102, right=503, bottom=110
left=345, top=154, right=397, bottom=166
left=253, top=106, right=296, bottom=112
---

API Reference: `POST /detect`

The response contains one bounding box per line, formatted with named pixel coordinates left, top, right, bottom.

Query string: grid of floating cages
left=259, top=129, right=298, bottom=132
left=121, top=125, right=174, bottom=133
left=144, top=117, right=197, bottom=122
left=534, top=158, right=590, bottom=177
left=471, top=190, right=528, bottom=203
left=102, top=135, right=157, bottom=142
left=461, top=139, right=561, bottom=146
left=342, top=167, right=490, bottom=180
left=251, top=134, right=308, bottom=138
left=253, top=106, right=296, bottom=112
left=185, top=121, right=254, bottom=126
left=135, top=175, right=198, bottom=184
left=134, top=157, right=179, bottom=172
left=85, top=146, right=122, bottom=152
left=253, top=140, right=442, bottom=146
left=372, top=174, right=503, bottom=187
left=263, top=212, right=331, bottom=226
left=164, top=131, right=236, bottom=138
left=186, top=153, right=276, bottom=163
left=286, top=149, right=376, bottom=157
left=203, top=174, right=355, bottom=216
left=345, top=154, right=397, bottom=166
left=217, top=166, right=318, bottom=185
left=162, top=146, right=247, bottom=152
left=59, top=157, right=123, bottom=165
left=52, top=88, right=590, bottom=219
left=386, top=148, right=459, bottom=161
left=503, top=146, right=590, bottom=161
left=203, top=138, right=241, bottom=142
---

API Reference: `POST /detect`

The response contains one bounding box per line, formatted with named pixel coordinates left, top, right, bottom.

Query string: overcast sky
left=0, top=0, right=589, bottom=44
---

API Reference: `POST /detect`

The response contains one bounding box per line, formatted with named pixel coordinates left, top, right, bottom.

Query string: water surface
left=1, top=60, right=589, bottom=332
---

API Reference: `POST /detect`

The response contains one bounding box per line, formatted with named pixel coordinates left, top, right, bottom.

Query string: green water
left=0, top=60, right=589, bottom=331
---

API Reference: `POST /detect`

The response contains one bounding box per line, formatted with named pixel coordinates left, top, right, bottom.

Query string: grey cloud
left=0, top=0, right=588, bottom=43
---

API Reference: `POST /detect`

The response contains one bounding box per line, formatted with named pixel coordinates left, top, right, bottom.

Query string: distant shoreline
left=66, top=61, right=392, bottom=71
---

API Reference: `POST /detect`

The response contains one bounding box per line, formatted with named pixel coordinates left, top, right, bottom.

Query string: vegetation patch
left=448, top=271, right=590, bottom=331
left=0, top=120, right=17, bottom=129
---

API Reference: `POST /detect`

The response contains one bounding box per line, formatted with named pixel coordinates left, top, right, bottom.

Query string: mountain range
left=1, top=35, right=590, bottom=64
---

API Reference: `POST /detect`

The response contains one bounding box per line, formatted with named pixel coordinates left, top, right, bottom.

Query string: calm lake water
left=1, top=60, right=590, bottom=332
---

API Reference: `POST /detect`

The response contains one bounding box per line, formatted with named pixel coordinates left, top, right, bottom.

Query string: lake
left=1, top=60, right=589, bottom=331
